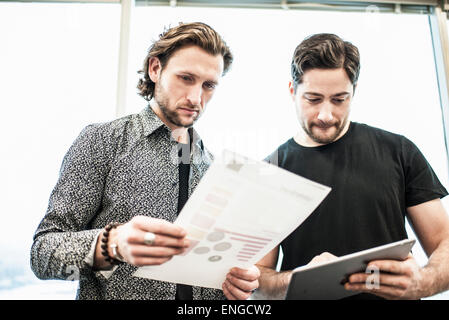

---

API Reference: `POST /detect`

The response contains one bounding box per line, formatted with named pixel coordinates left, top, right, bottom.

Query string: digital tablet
left=285, top=238, right=416, bottom=300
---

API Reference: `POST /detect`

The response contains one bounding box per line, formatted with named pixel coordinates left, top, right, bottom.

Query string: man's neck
left=173, top=129, right=190, bottom=144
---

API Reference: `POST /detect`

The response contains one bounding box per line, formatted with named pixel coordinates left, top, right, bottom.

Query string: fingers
left=344, top=258, right=419, bottom=299
left=129, top=256, right=173, bottom=267
left=229, top=266, right=261, bottom=282
left=128, top=244, right=186, bottom=258
left=131, top=216, right=187, bottom=238
left=128, top=230, right=190, bottom=248
left=368, top=260, right=404, bottom=275
left=121, top=242, right=186, bottom=267
left=365, top=253, right=414, bottom=275
left=344, top=281, right=406, bottom=300
left=126, top=216, right=190, bottom=248
left=223, top=278, right=258, bottom=300
left=222, top=266, right=260, bottom=300
left=115, top=216, right=190, bottom=267
left=223, top=279, right=255, bottom=300
left=347, top=272, right=409, bottom=290
left=222, top=281, right=239, bottom=300
left=308, top=252, right=338, bottom=266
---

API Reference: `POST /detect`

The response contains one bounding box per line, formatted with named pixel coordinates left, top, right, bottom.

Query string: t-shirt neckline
left=289, top=121, right=355, bottom=150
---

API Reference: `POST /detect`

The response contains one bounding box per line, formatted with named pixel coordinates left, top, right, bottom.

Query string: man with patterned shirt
left=31, top=22, right=259, bottom=300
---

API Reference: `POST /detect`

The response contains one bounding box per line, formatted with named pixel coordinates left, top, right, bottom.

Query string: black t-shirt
left=266, top=122, right=447, bottom=295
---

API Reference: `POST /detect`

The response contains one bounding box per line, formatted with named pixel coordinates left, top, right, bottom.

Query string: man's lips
left=178, top=107, right=199, bottom=115
left=312, top=124, right=336, bottom=130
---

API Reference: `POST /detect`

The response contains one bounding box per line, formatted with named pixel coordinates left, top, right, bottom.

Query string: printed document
left=133, top=150, right=331, bottom=289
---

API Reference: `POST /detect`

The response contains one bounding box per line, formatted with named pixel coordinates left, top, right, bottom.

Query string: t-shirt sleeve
left=402, top=137, right=448, bottom=207
left=264, top=149, right=280, bottom=166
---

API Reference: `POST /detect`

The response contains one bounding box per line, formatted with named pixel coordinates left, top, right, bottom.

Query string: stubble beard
left=301, top=116, right=349, bottom=145
left=154, top=82, right=200, bottom=129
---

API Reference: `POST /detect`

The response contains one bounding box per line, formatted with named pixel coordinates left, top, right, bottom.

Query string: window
left=0, top=2, right=120, bottom=299
left=1, top=3, right=448, bottom=299
left=127, top=6, right=449, bottom=299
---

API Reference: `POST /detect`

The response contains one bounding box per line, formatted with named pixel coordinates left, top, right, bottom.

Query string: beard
left=301, top=116, right=349, bottom=145
left=154, top=82, right=201, bottom=128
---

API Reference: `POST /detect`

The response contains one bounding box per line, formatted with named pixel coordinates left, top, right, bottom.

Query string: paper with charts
left=133, top=150, right=331, bottom=289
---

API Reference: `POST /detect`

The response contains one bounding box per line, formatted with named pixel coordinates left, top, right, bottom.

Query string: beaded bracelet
left=100, top=222, right=123, bottom=265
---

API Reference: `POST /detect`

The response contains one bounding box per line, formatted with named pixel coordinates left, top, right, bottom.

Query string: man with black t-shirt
left=256, top=33, right=449, bottom=299
left=31, top=22, right=260, bottom=300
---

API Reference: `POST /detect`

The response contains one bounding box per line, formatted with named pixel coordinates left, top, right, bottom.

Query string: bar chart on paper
left=134, top=150, right=331, bottom=289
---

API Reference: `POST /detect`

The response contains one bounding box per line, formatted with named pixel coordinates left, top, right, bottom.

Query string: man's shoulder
left=352, top=122, right=408, bottom=144
left=352, top=122, right=424, bottom=158
left=263, top=138, right=292, bottom=164
left=82, top=108, right=151, bottom=141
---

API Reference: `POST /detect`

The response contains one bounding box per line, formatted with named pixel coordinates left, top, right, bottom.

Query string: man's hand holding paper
left=96, top=215, right=261, bottom=299
left=133, top=150, right=331, bottom=292
left=223, top=266, right=261, bottom=300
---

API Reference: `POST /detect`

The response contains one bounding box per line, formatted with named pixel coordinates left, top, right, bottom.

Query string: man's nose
left=317, top=103, right=334, bottom=123
left=186, top=85, right=202, bottom=107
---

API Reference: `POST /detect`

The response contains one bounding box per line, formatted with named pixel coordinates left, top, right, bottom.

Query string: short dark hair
left=291, top=33, right=360, bottom=92
left=137, top=22, right=233, bottom=101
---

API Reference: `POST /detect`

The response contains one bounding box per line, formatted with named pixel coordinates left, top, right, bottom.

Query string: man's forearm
left=253, top=265, right=292, bottom=300
left=31, top=229, right=101, bottom=280
left=93, top=230, right=112, bottom=270
left=93, top=226, right=124, bottom=270
left=421, top=237, right=449, bottom=297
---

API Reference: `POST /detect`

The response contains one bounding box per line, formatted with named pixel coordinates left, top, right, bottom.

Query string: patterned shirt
left=30, top=106, right=225, bottom=300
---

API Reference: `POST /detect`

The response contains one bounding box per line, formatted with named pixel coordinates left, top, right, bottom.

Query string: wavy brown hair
left=291, top=33, right=360, bottom=92
left=137, top=22, right=233, bottom=101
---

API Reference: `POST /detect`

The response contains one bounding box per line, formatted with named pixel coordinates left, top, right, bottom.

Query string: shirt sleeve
left=30, top=124, right=111, bottom=281
left=402, top=137, right=448, bottom=207
left=84, top=230, right=118, bottom=279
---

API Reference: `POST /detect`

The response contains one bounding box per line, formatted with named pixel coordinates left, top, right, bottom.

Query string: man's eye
left=203, top=82, right=216, bottom=90
left=332, top=99, right=345, bottom=104
left=180, top=75, right=192, bottom=82
left=306, top=98, right=321, bottom=103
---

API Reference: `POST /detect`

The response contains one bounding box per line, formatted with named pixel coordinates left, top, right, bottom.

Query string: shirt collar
left=140, top=105, right=204, bottom=149
left=140, top=105, right=166, bottom=137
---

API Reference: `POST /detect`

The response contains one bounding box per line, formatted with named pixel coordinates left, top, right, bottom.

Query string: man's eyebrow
left=303, top=92, right=324, bottom=97
left=178, top=71, right=197, bottom=78
left=303, top=92, right=350, bottom=97
left=332, top=92, right=351, bottom=97
left=206, top=79, right=219, bottom=85
left=178, top=71, right=219, bottom=84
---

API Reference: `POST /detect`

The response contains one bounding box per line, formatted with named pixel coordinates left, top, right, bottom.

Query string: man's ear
left=288, top=80, right=296, bottom=101
left=148, top=57, right=162, bottom=83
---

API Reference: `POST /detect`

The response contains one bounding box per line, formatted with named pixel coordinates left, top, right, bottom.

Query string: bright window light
left=1, top=3, right=448, bottom=299
left=0, top=2, right=121, bottom=299
left=128, top=7, right=449, bottom=299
